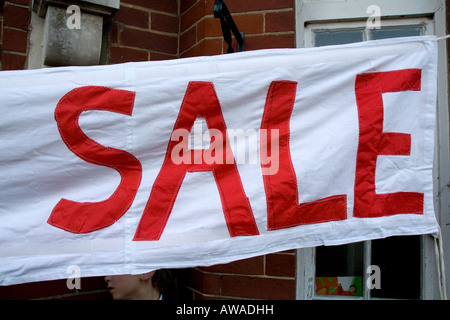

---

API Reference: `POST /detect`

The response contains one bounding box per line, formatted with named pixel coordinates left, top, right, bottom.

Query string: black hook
left=213, top=0, right=244, bottom=53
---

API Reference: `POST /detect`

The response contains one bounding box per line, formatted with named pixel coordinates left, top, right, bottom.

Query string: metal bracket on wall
left=213, top=0, right=244, bottom=53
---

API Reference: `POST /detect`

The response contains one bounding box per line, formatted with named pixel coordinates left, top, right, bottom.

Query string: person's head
left=104, top=269, right=176, bottom=300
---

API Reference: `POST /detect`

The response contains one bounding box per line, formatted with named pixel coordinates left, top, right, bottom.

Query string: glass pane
left=314, top=30, right=363, bottom=47
left=370, top=236, right=421, bottom=299
left=315, top=242, right=364, bottom=297
left=370, top=27, right=421, bottom=40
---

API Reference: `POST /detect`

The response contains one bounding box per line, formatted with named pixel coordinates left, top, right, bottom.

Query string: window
left=295, top=0, right=449, bottom=300
left=305, top=18, right=433, bottom=47
left=315, top=236, right=421, bottom=299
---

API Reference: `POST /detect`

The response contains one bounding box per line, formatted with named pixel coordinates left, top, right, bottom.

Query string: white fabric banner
left=0, top=36, right=439, bottom=285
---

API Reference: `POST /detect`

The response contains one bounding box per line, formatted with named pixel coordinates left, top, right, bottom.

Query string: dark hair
left=152, top=269, right=178, bottom=300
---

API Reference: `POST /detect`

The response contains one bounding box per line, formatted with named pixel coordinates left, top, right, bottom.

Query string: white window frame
left=304, top=17, right=434, bottom=47
left=295, top=0, right=449, bottom=300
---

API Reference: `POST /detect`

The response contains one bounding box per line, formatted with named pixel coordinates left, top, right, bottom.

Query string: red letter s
left=48, top=86, right=142, bottom=233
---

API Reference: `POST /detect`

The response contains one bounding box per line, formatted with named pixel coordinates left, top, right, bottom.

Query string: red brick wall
left=0, top=0, right=31, bottom=70
left=179, top=0, right=295, bottom=58
left=0, top=277, right=110, bottom=300
left=107, top=0, right=296, bottom=63
left=107, top=0, right=179, bottom=63
left=180, top=251, right=297, bottom=300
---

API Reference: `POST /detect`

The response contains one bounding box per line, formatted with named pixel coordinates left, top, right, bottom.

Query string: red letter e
left=354, top=69, right=424, bottom=218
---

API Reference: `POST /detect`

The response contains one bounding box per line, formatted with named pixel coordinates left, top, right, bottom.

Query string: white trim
left=304, top=17, right=433, bottom=47
left=433, top=2, right=450, bottom=300
left=296, top=247, right=315, bottom=300
left=296, top=0, right=444, bottom=47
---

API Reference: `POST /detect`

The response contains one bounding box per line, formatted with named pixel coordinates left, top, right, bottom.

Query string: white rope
left=439, top=232, right=447, bottom=300
left=431, top=34, right=450, bottom=298
left=436, top=34, right=450, bottom=41
left=434, top=226, right=447, bottom=300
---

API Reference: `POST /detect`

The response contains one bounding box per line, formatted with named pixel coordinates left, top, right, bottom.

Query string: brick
left=180, top=0, right=207, bottom=32
left=78, top=276, right=108, bottom=292
left=114, top=5, right=149, bottom=29
left=183, top=268, right=221, bottom=296
left=221, top=275, right=296, bottom=299
left=197, top=17, right=222, bottom=39
left=2, top=28, right=28, bottom=53
left=151, top=12, right=179, bottom=34
left=0, top=276, right=109, bottom=300
left=109, top=46, right=148, bottom=64
left=150, top=52, right=177, bottom=61
left=0, top=279, right=69, bottom=299
left=109, top=23, right=119, bottom=44
left=201, top=256, right=264, bottom=275
left=225, top=0, right=294, bottom=13
left=1, top=53, right=26, bottom=70
left=195, top=14, right=264, bottom=43
left=120, top=27, right=178, bottom=55
left=180, top=0, right=198, bottom=14
left=3, top=3, right=30, bottom=30
left=265, top=253, right=296, bottom=277
left=180, top=26, right=197, bottom=53
left=122, top=0, right=178, bottom=15
left=242, top=34, right=295, bottom=51
left=232, top=14, right=264, bottom=35
left=181, top=38, right=223, bottom=58
left=265, top=11, right=295, bottom=33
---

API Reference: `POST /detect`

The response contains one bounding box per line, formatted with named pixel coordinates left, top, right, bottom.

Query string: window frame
left=305, top=17, right=433, bottom=47
left=295, top=0, right=449, bottom=300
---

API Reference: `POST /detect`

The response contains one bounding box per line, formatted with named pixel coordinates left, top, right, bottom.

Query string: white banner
left=0, top=36, right=439, bottom=285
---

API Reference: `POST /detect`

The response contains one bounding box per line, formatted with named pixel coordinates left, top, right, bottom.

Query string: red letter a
left=48, top=86, right=142, bottom=233
left=260, top=81, right=347, bottom=230
left=133, top=81, right=259, bottom=241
